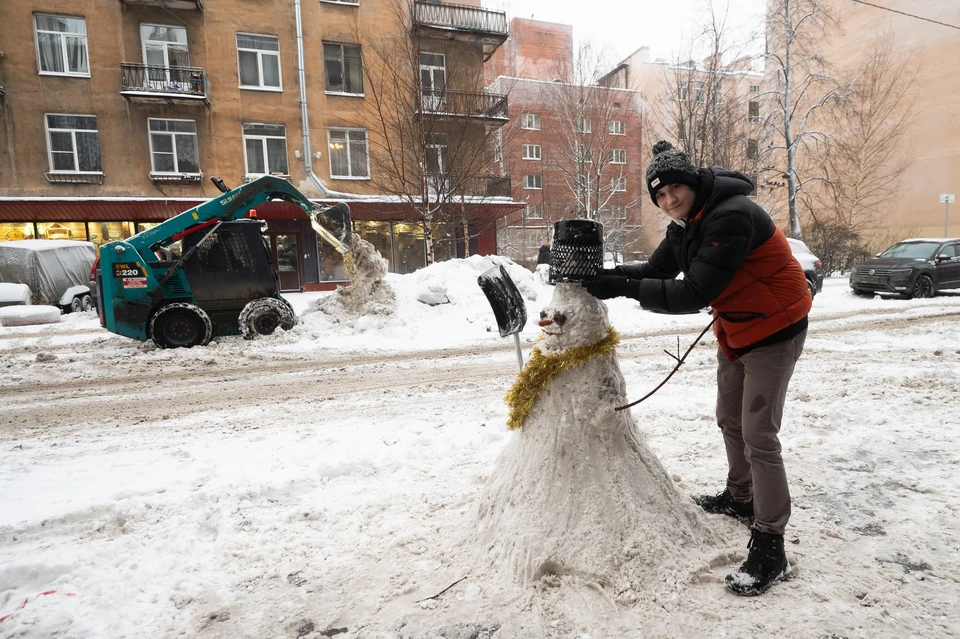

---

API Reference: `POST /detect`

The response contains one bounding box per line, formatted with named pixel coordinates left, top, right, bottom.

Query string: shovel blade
left=311, top=202, right=353, bottom=254
left=478, top=264, right=527, bottom=338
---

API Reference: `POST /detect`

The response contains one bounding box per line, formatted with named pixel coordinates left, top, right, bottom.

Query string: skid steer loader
left=96, top=175, right=352, bottom=348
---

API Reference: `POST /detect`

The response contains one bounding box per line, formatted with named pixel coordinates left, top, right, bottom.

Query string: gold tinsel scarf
left=505, top=326, right=620, bottom=430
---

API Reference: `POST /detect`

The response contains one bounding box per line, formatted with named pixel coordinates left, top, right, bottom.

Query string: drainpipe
left=294, top=0, right=358, bottom=199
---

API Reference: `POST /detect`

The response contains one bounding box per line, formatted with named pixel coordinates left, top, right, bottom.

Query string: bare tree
left=648, top=2, right=760, bottom=173
left=352, top=0, right=512, bottom=264
left=538, top=43, right=645, bottom=261
left=760, top=0, right=845, bottom=239
left=797, top=31, right=916, bottom=270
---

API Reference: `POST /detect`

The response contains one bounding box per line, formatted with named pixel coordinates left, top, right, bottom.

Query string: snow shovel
left=478, top=264, right=527, bottom=370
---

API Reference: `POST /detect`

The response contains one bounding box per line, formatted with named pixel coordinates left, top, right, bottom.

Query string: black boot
left=725, top=529, right=794, bottom=596
left=692, top=488, right=754, bottom=519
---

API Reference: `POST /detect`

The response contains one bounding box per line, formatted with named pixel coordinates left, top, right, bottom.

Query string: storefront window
left=353, top=221, right=393, bottom=272
left=136, top=222, right=162, bottom=233
left=36, top=222, right=87, bottom=242
left=431, top=223, right=458, bottom=263
left=88, top=222, right=135, bottom=253
left=1, top=223, right=36, bottom=242
left=393, top=222, right=426, bottom=274
left=317, top=236, right=348, bottom=281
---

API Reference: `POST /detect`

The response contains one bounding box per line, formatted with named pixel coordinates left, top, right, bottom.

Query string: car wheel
left=238, top=297, right=296, bottom=340
left=852, top=288, right=874, bottom=297
left=909, top=275, right=934, bottom=299
left=806, top=278, right=817, bottom=298
left=80, top=294, right=94, bottom=312
left=150, top=303, right=213, bottom=348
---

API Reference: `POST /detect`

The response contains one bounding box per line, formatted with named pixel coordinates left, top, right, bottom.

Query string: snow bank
left=0, top=305, right=61, bottom=327
left=0, top=283, right=31, bottom=305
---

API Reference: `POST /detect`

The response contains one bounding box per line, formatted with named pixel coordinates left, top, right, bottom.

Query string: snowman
left=473, top=281, right=718, bottom=590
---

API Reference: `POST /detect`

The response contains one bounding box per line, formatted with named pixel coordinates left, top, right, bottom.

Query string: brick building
left=0, top=0, right=521, bottom=291
left=487, top=18, right=646, bottom=266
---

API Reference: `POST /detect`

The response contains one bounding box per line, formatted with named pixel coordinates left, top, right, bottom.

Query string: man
left=537, top=241, right=552, bottom=266
left=582, top=140, right=811, bottom=596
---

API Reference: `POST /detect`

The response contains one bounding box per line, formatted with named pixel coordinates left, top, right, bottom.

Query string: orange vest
left=711, top=227, right=811, bottom=359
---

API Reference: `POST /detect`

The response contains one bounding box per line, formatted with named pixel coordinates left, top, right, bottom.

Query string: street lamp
left=941, top=193, right=955, bottom=237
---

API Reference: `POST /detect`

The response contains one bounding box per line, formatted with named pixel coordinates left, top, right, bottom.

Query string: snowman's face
left=537, top=283, right=609, bottom=353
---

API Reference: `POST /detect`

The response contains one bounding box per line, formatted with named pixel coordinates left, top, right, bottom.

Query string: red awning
left=0, top=198, right=523, bottom=224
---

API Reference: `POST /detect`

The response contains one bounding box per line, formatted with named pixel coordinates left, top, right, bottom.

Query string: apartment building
left=600, top=46, right=766, bottom=246
left=488, top=19, right=646, bottom=266
left=813, top=0, right=960, bottom=238
left=0, top=0, right=519, bottom=291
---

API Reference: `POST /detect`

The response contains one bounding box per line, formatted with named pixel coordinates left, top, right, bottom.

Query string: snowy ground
left=1, top=259, right=959, bottom=639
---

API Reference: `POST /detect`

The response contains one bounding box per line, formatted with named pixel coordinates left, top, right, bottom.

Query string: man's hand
left=581, top=274, right=637, bottom=300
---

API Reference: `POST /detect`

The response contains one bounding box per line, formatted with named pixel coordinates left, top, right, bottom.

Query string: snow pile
left=296, top=255, right=545, bottom=348
left=0, top=305, right=61, bottom=327
left=306, top=238, right=397, bottom=325
left=0, top=283, right=31, bottom=306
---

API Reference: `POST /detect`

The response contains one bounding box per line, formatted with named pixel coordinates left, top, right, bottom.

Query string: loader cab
left=171, top=220, right=280, bottom=330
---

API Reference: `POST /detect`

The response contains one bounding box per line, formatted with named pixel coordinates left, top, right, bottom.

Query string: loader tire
left=150, top=303, right=213, bottom=349
left=238, top=297, right=296, bottom=340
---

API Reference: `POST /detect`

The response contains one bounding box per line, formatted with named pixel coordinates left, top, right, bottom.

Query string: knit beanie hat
left=645, top=140, right=700, bottom=206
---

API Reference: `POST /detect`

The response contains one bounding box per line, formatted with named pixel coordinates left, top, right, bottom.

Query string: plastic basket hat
left=549, top=219, right=604, bottom=284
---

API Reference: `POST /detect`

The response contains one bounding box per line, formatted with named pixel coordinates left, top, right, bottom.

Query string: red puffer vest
left=711, top=226, right=811, bottom=360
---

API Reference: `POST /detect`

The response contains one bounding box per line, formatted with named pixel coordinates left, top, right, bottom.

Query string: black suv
left=849, top=238, right=960, bottom=298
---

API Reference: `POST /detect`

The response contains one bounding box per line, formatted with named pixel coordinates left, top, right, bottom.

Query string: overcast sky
left=485, top=0, right=767, bottom=64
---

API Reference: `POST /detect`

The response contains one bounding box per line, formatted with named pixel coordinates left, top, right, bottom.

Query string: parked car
left=787, top=238, right=824, bottom=298
left=0, top=240, right=97, bottom=312
left=849, top=238, right=960, bottom=299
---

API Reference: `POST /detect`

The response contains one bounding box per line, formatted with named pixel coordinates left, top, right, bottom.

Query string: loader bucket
left=311, top=202, right=353, bottom=254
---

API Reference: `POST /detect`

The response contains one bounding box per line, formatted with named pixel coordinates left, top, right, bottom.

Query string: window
left=149, top=119, right=199, bottom=175
left=715, top=84, right=723, bottom=104
left=522, top=113, right=540, bottom=130
left=610, top=149, right=626, bottom=164
left=524, top=174, right=542, bottom=190
left=613, top=101, right=622, bottom=109
left=328, top=128, right=369, bottom=179
left=750, top=84, right=761, bottom=93
left=522, top=144, right=541, bottom=160
left=576, top=144, right=592, bottom=164
left=35, top=15, right=89, bottom=76
left=45, top=114, right=101, bottom=173
left=237, top=33, right=281, bottom=90
left=142, top=25, right=189, bottom=69
left=694, top=81, right=706, bottom=103
left=321, top=0, right=360, bottom=4
left=611, top=176, right=626, bottom=192
left=242, top=123, right=289, bottom=176
left=323, top=42, right=362, bottom=94
left=608, top=205, right=626, bottom=220
left=749, top=101, right=760, bottom=124
left=609, top=120, right=625, bottom=136
left=524, top=203, right=543, bottom=219
left=576, top=117, right=592, bottom=133
left=678, top=82, right=688, bottom=100
left=746, top=138, right=759, bottom=161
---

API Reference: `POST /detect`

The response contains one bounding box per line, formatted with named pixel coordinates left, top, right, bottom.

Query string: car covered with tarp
left=0, top=240, right=97, bottom=312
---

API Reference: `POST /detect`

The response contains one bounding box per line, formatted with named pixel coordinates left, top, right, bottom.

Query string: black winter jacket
left=619, top=168, right=772, bottom=312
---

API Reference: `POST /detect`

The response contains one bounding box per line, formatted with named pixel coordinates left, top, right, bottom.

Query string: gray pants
left=715, top=330, right=806, bottom=535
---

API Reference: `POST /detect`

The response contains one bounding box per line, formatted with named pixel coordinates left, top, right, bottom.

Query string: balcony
left=120, top=0, right=203, bottom=10
left=120, top=63, right=209, bottom=105
left=413, top=1, right=508, bottom=59
left=417, top=90, right=508, bottom=125
left=427, top=174, right=511, bottom=198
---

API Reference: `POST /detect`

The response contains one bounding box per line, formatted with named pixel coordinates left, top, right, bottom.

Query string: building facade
left=600, top=46, right=766, bottom=250
left=0, top=0, right=520, bottom=290
left=808, top=0, right=960, bottom=239
left=488, top=18, right=646, bottom=267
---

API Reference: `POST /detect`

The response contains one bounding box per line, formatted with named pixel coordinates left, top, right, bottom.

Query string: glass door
left=141, top=24, right=189, bottom=87
left=419, top=52, right=446, bottom=111
left=270, top=233, right=301, bottom=292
